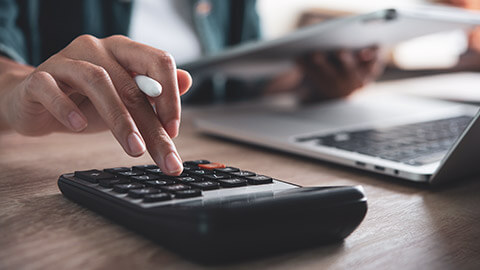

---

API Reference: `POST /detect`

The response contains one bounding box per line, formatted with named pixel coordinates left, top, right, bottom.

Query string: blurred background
left=257, top=0, right=480, bottom=73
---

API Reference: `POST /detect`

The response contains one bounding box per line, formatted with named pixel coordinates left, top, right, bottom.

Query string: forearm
left=0, top=56, right=33, bottom=131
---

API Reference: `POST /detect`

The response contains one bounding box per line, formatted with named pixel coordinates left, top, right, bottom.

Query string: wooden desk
left=1, top=109, right=479, bottom=270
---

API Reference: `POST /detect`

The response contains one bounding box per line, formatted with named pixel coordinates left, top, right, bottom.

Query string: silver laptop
left=187, top=7, right=480, bottom=185
left=192, top=92, right=480, bottom=185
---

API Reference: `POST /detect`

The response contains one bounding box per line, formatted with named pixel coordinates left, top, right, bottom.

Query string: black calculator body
left=58, top=160, right=367, bottom=264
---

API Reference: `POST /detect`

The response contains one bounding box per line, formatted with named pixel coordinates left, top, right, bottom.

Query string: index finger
left=105, top=36, right=181, bottom=138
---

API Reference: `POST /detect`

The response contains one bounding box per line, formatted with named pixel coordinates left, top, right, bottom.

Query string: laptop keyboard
left=296, top=116, right=472, bottom=166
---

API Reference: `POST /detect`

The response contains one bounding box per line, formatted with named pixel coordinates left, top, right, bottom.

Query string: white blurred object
left=135, top=75, right=163, bottom=97
left=392, top=30, right=469, bottom=69
left=257, top=0, right=425, bottom=39
left=366, top=72, right=480, bottom=102
left=257, top=0, right=472, bottom=70
left=129, top=0, right=202, bottom=65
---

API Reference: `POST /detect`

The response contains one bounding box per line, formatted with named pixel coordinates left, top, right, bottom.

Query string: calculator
left=58, top=160, right=367, bottom=263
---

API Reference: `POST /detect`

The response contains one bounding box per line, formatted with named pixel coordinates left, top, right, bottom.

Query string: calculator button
left=145, top=168, right=163, bottom=174
left=146, top=168, right=175, bottom=178
left=183, top=160, right=210, bottom=166
left=246, top=175, right=273, bottom=185
left=174, top=189, right=202, bottom=199
left=189, top=181, right=220, bottom=191
left=189, top=169, right=214, bottom=176
left=215, top=167, right=240, bottom=173
left=74, top=170, right=116, bottom=183
left=113, top=183, right=145, bottom=193
left=143, top=193, right=172, bottom=203
left=202, top=174, right=230, bottom=180
left=132, top=165, right=158, bottom=171
left=182, top=165, right=199, bottom=172
left=175, top=176, right=201, bottom=183
left=217, top=178, right=248, bottom=188
left=176, top=172, right=191, bottom=177
left=198, top=162, right=226, bottom=170
left=128, top=188, right=159, bottom=198
left=131, top=174, right=161, bottom=182
left=145, top=180, right=174, bottom=187
left=99, top=178, right=130, bottom=188
left=117, top=171, right=145, bottom=177
left=104, top=167, right=131, bottom=174
left=160, top=184, right=191, bottom=192
left=230, top=171, right=256, bottom=177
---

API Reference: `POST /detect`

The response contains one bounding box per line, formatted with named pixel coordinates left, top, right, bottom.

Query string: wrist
left=0, top=57, right=32, bottom=131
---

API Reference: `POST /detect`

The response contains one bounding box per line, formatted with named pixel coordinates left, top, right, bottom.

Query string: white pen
left=134, top=75, right=162, bottom=97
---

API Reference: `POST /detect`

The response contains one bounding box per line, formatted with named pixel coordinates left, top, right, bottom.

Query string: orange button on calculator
left=198, top=163, right=226, bottom=170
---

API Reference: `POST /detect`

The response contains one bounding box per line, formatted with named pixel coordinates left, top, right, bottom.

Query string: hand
left=437, top=0, right=480, bottom=9
left=468, top=27, right=480, bottom=53
left=439, top=0, right=480, bottom=52
left=264, top=47, right=384, bottom=102
left=0, top=35, right=192, bottom=175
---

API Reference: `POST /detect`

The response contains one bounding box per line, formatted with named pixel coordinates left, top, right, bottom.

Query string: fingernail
left=68, top=111, right=87, bottom=131
left=166, top=119, right=180, bottom=138
left=127, top=132, right=146, bottom=156
left=164, top=152, right=183, bottom=174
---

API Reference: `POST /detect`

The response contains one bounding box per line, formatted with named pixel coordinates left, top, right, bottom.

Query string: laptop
left=186, top=7, right=480, bottom=185
left=192, top=90, right=480, bottom=185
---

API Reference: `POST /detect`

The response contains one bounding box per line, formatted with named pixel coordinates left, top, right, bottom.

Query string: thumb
left=177, top=69, right=192, bottom=96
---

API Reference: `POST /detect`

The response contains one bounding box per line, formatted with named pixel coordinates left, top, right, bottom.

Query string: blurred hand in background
left=264, top=47, right=384, bottom=102
left=264, top=11, right=384, bottom=102
left=440, top=0, right=480, bottom=52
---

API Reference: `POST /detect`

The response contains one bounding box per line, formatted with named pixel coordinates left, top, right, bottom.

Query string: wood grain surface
left=1, top=109, right=479, bottom=270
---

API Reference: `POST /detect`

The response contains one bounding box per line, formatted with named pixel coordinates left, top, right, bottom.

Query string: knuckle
left=155, top=133, right=172, bottom=146
left=146, top=128, right=171, bottom=145
left=49, top=92, right=67, bottom=110
left=108, top=111, right=131, bottom=132
left=25, top=71, right=52, bottom=93
left=86, top=65, right=110, bottom=83
left=119, top=83, right=146, bottom=107
left=28, top=70, right=51, bottom=84
left=75, top=34, right=98, bottom=44
left=76, top=62, right=111, bottom=86
left=153, top=52, right=176, bottom=71
left=73, top=34, right=101, bottom=50
left=106, top=34, right=129, bottom=42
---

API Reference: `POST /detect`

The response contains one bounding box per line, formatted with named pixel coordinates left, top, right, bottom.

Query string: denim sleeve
left=0, top=0, right=27, bottom=63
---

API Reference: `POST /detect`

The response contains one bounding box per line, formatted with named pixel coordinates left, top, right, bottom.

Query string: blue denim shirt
left=0, top=0, right=260, bottom=64
left=0, top=0, right=261, bottom=102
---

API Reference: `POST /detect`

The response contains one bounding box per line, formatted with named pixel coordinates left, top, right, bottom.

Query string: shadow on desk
left=7, top=191, right=350, bottom=267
